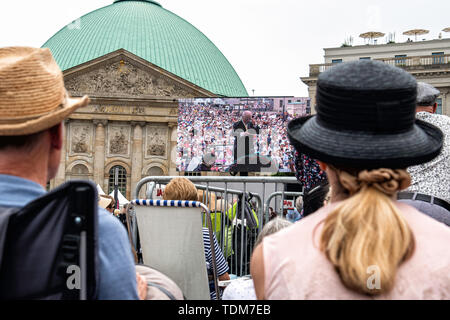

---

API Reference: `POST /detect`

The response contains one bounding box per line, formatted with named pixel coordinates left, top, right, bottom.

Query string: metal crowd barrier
left=131, top=176, right=301, bottom=277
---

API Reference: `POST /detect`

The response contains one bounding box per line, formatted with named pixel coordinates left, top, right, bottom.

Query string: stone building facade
left=50, top=49, right=216, bottom=199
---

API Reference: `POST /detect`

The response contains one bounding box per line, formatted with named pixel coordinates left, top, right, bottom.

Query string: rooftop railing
left=307, top=53, right=450, bottom=76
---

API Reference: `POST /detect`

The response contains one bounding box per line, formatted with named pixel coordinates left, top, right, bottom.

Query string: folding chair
left=131, top=200, right=219, bottom=300
left=0, top=181, right=98, bottom=300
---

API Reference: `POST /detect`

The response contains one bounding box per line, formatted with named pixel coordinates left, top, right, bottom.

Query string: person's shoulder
left=98, top=207, right=125, bottom=232
left=432, top=113, right=450, bottom=124
left=396, top=202, right=450, bottom=240
left=418, top=112, right=450, bottom=128
left=264, top=205, right=330, bottom=248
left=396, top=202, right=450, bottom=266
left=395, top=202, right=450, bottom=290
left=97, top=207, right=132, bottom=250
left=96, top=207, right=139, bottom=300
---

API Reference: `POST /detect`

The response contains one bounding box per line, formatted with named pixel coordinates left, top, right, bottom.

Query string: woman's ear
left=317, top=161, right=327, bottom=171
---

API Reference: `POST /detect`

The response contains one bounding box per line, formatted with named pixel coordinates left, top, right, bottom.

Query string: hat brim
left=0, top=94, right=90, bottom=136
left=287, top=115, right=443, bottom=169
left=99, top=197, right=112, bottom=209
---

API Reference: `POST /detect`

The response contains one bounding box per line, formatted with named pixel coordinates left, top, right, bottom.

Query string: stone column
left=443, top=90, right=449, bottom=116
left=168, top=122, right=178, bottom=176
left=131, top=121, right=145, bottom=197
left=308, top=86, right=317, bottom=115
left=54, top=118, right=70, bottom=187
left=93, top=119, right=108, bottom=191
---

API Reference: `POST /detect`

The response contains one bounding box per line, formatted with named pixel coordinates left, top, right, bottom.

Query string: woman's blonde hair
left=319, top=166, right=415, bottom=296
left=163, top=178, right=198, bottom=201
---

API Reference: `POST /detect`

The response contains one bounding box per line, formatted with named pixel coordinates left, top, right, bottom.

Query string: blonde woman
left=163, top=178, right=231, bottom=300
left=251, top=60, right=450, bottom=299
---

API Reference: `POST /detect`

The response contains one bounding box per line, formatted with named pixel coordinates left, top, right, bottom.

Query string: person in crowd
left=193, top=154, right=214, bottom=172
left=163, top=177, right=230, bottom=299
left=251, top=60, right=450, bottom=299
left=222, top=217, right=293, bottom=300
left=99, top=194, right=115, bottom=214
left=178, top=102, right=299, bottom=173
left=294, top=150, right=328, bottom=193
left=99, top=194, right=112, bottom=211
left=286, top=197, right=303, bottom=223
left=302, top=183, right=330, bottom=217
left=197, top=190, right=228, bottom=246
left=199, top=196, right=234, bottom=260
left=135, top=264, right=184, bottom=300
left=232, top=111, right=261, bottom=175
left=398, top=82, right=450, bottom=226
left=118, top=203, right=130, bottom=229
left=268, top=207, right=277, bottom=221
left=0, top=47, right=139, bottom=299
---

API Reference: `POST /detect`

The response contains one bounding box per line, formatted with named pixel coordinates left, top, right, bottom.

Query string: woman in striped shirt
left=163, top=178, right=230, bottom=299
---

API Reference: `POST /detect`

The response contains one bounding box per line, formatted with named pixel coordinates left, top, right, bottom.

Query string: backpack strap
left=59, top=184, right=96, bottom=300
left=147, top=282, right=177, bottom=300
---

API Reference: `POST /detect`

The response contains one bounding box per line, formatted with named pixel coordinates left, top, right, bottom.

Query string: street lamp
left=114, top=167, right=119, bottom=209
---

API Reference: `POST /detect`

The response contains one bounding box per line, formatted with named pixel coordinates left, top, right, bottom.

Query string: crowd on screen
left=177, top=103, right=298, bottom=172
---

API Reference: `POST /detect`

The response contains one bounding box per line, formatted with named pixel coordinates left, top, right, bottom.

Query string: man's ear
left=49, top=123, right=63, bottom=150
left=317, top=161, right=327, bottom=171
left=432, top=102, right=438, bottom=114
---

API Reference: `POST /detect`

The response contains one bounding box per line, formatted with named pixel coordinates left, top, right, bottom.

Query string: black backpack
left=0, top=180, right=99, bottom=300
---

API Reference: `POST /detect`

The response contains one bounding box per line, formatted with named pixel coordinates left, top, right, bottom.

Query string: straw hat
left=98, top=195, right=113, bottom=209
left=0, top=47, right=89, bottom=136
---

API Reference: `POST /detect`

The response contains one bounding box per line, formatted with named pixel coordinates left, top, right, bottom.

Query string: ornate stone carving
left=108, top=125, right=131, bottom=157
left=93, top=119, right=108, bottom=127
left=65, top=60, right=195, bottom=97
left=94, top=106, right=108, bottom=113
left=69, top=123, right=93, bottom=156
left=131, top=121, right=146, bottom=128
left=132, top=106, right=146, bottom=115
left=146, top=126, right=168, bottom=158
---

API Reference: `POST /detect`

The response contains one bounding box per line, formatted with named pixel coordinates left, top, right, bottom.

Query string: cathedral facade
left=51, top=50, right=216, bottom=199
left=44, top=0, right=248, bottom=199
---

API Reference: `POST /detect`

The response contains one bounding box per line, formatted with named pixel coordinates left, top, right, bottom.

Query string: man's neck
left=0, top=151, right=49, bottom=188
left=416, top=106, right=434, bottom=114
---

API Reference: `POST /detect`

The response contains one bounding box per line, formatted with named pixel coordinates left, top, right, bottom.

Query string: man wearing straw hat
left=0, top=47, right=139, bottom=299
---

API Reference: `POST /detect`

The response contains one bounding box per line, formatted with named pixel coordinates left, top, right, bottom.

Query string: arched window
left=70, top=164, right=90, bottom=181
left=108, top=166, right=127, bottom=196
left=147, top=166, right=164, bottom=177
left=72, top=164, right=89, bottom=175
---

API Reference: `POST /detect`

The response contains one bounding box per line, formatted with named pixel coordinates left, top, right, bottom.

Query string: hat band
left=0, top=104, right=65, bottom=125
left=316, top=83, right=417, bottom=133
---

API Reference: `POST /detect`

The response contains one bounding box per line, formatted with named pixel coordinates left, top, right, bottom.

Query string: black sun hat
left=288, top=60, right=443, bottom=169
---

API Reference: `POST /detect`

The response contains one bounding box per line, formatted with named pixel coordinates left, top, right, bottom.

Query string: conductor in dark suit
left=232, top=111, right=260, bottom=173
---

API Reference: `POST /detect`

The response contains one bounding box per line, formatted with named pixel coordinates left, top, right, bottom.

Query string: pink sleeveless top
left=263, top=202, right=450, bottom=300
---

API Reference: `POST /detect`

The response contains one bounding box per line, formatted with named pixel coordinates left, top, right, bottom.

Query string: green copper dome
left=43, top=0, right=248, bottom=97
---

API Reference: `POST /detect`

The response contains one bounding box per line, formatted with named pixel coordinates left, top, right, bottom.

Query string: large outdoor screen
left=177, top=97, right=310, bottom=173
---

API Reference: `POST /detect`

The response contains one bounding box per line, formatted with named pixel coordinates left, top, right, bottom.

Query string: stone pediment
left=63, top=49, right=215, bottom=99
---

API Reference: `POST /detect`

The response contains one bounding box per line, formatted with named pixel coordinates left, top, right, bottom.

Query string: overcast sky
left=1, top=0, right=449, bottom=97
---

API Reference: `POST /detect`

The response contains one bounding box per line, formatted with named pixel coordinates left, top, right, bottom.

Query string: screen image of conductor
left=177, top=97, right=310, bottom=173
